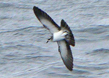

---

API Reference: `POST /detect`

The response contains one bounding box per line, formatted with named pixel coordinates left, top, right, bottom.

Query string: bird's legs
left=46, top=36, right=53, bottom=43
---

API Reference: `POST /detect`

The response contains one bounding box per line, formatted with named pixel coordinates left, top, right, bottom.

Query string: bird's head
left=62, top=30, right=69, bottom=37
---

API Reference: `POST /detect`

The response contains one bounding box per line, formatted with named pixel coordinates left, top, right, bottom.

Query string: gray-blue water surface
left=0, top=0, right=109, bottom=78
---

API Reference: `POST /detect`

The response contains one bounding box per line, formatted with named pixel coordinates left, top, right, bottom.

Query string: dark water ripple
left=75, top=25, right=109, bottom=43
left=86, top=48, right=109, bottom=55
left=77, top=25, right=109, bottom=34
left=0, top=2, right=13, bottom=8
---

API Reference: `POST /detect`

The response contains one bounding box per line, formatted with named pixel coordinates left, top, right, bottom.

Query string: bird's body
left=33, top=6, right=75, bottom=71
left=53, top=30, right=67, bottom=42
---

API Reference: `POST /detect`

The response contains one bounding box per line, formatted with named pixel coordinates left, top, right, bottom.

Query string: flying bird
left=33, top=6, right=75, bottom=71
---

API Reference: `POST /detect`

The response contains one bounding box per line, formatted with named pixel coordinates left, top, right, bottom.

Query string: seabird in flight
left=33, top=6, right=75, bottom=71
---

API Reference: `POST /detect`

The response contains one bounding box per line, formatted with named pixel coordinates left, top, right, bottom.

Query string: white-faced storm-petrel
left=33, top=6, right=75, bottom=71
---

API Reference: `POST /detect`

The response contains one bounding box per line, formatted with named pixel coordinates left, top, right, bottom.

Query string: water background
left=0, top=0, right=109, bottom=78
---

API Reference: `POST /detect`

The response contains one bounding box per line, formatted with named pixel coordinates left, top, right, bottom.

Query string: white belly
left=53, top=30, right=66, bottom=42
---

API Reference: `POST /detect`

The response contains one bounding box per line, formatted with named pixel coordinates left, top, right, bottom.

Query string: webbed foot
left=46, top=36, right=53, bottom=43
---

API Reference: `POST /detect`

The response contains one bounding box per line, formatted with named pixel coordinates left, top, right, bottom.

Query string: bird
left=33, top=6, right=75, bottom=71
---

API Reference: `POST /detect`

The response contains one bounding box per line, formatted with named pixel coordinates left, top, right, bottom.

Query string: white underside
left=53, top=30, right=67, bottom=42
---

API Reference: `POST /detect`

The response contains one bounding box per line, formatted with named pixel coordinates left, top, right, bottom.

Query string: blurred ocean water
left=0, top=0, right=109, bottom=78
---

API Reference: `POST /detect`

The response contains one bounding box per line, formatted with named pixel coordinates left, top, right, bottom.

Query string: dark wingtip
left=63, top=62, right=73, bottom=71
left=71, top=42, right=75, bottom=47
left=33, top=6, right=37, bottom=11
left=33, top=6, right=38, bottom=15
left=33, top=6, right=41, bottom=15
left=33, top=6, right=43, bottom=21
left=61, top=19, right=64, bottom=23
left=33, top=6, right=35, bottom=9
left=33, top=6, right=38, bottom=10
left=33, top=6, right=40, bottom=14
left=66, top=63, right=73, bottom=71
left=69, top=68, right=73, bottom=71
left=61, top=19, right=66, bottom=26
left=67, top=66, right=73, bottom=71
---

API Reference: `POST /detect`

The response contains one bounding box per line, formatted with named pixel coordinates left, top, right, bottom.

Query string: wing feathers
left=61, top=19, right=75, bottom=46
left=57, top=40, right=73, bottom=71
left=33, top=6, right=60, bottom=33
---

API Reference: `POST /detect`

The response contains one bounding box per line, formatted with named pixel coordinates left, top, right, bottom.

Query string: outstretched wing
left=33, top=6, right=60, bottom=33
left=61, top=19, right=75, bottom=46
left=57, top=40, right=73, bottom=71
